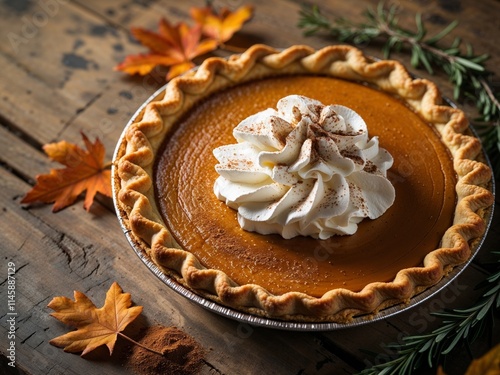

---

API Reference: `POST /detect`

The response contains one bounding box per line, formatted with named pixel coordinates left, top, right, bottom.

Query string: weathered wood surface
left=1, top=0, right=499, bottom=374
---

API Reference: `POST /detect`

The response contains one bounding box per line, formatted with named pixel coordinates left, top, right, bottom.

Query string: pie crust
left=113, top=44, right=494, bottom=323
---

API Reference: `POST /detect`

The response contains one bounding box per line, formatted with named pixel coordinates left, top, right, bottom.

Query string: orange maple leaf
left=115, top=18, right=218, bottom=80
left=464, top=344, right=500, bottom=375
left=191, top=4, right=254, bottom=44
left=21, top=132, right=112, bottom=212
left=48, top=282, right=143, bottom=356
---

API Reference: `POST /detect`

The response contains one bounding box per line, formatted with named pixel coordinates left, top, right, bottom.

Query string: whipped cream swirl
left=213, top=95, right=395, bottom=239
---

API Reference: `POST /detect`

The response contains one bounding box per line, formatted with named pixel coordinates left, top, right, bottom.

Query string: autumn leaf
left=464, top=344, right=500, bottom=375
left=48, top=282, right=143, bottom=356
left=191, top=4, right=254, bottom=45
left=115, top=18, right=218, bottom=80
left=21, top=132, right=112, bottom=212
left=436, top=344, right=500, bottom=375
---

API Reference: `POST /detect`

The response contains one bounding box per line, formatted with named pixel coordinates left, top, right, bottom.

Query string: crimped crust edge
left=114, top=44, right=494, bottom=323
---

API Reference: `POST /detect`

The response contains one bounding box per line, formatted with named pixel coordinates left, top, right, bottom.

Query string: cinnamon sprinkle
left=125, top=325, right=205, bottom=375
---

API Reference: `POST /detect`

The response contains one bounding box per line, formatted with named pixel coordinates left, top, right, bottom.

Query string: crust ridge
left=114, top=44, right=493, bottom=323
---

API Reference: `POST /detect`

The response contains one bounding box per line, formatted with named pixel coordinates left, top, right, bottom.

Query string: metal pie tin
left=112, top=82, right=495, bottom=331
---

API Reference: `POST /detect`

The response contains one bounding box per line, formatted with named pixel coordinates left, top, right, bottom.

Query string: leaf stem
left=118, top=332, right=165, bottom=356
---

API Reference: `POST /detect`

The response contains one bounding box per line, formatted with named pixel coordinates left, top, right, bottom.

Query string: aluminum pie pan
left=112, top=82, right=495, bottom=332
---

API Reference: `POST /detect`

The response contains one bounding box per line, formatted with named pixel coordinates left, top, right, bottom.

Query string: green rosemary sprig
left=298, top=3, right=500, bottom=176
left=358, top=252, right=500, bottom=375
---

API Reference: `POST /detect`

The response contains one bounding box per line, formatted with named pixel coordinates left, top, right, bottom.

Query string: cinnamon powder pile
left=125, top=325, right=205, bottom=375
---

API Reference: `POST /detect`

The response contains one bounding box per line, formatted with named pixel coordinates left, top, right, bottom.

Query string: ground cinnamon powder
left=125, top=325, right=205, bottom=375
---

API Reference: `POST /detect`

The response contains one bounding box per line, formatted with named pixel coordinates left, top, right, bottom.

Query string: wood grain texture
left=0, top=0, right=498, bottom=374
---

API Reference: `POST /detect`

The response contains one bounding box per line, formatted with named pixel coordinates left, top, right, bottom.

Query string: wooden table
left=1, top=1, right=499, bottom=374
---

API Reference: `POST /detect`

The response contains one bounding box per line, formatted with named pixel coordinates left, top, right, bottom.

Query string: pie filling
left=155, top=75, right=457, bottom=297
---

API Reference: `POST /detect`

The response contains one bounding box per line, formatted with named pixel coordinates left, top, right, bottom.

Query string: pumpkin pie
left=113, top=44, right=493, bottom=323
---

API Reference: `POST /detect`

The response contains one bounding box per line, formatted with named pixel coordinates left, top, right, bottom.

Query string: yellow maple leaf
left=21, top=132, right=112, bottom=212
left=191, top=4, right=254, bottom=44
left=48, top=282, right=143, bottom=356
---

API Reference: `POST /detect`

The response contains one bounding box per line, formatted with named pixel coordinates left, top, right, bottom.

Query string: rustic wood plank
left=0, top=124, right=48, bottom=184
left=0, top=1, right=135, bottom=94
left=0, top=0, right=144, bottom=148
left=0, top=50, right=75, bottom=146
